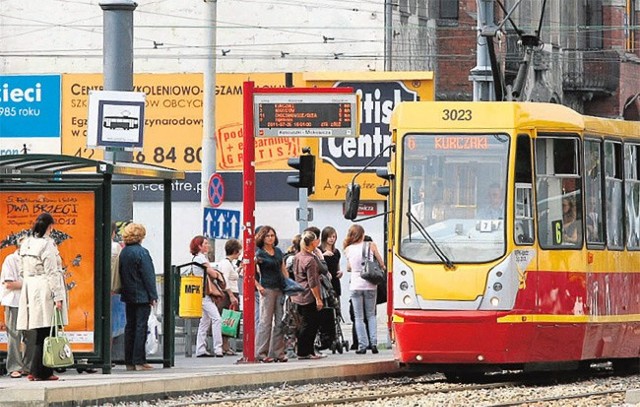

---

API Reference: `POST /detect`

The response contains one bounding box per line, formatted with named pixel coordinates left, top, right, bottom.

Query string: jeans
left=124, top=303, right=151, bottom=366
left=350, top=289, right=377, bottom=350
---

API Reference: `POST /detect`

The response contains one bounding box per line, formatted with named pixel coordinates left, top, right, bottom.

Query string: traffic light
left=287, top=154, right=315, bottom=194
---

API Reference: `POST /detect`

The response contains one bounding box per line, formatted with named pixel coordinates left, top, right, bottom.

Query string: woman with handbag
left=254, top=226, right=289, bottom=363
left=16, top=213, right=68, bottom=381
left=119, top=223, right=158, bottom=371
left=218, top=239, right=241, bottom=356
left=343, top=224, right=381, bottom=355
left=189, top=235, right=224, bottom=358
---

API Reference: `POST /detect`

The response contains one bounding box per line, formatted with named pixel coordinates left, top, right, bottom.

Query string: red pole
left=241, top=81, right=256, bottom=362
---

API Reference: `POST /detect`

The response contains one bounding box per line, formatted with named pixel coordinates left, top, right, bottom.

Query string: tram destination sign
left=254, top=93, right=357, bottom=137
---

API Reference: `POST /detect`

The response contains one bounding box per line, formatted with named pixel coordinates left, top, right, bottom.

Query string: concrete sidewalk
left=0, top=347, right=399, bottom=407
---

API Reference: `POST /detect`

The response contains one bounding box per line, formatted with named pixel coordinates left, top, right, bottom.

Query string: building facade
left=390, top=0, right=640, bottom=117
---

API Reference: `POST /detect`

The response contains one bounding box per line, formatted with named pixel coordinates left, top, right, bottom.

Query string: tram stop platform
left=0, top=348, right=399, bottom=407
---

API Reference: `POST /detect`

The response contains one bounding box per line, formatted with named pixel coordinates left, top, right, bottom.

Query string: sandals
left=223, top=350, right=237, bottom=356
left=9, top=371, right=21, bottom=378
left=27, top=375, right=59, bottom=381
left=260, top=357, right=275, bottom=363
left=298, top=354, right=326, bottom=360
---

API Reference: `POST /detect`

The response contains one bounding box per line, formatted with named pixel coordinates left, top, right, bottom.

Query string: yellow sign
left=61, top=72, right=435, bottom=200
left=62, top=73, right=303, bottom=171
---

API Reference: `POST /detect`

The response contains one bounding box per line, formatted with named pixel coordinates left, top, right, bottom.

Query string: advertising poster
left=62, top=73, right=301, bottom=172
left=0, top=74, right=62, bottom=155
left=301, top=72, right=435, bottom=201
left=61, top=72, right=435, bottom=201
left=0, top=191, right=96, bottom=352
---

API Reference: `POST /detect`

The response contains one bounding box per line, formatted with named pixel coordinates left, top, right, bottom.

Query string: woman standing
left=255, top=226, right=288, bottom=363
left=320, top=226, right=342, bottom=299
left=291, top=230, right=326, bottom=360
left=189, top=235, right=224, bottom=358
left=17, top=213, right=68, bottom=381
left=343, top=224, right=378, bottom=354
left=218, top=238, right=241, bottom=356
left=119, top=223, right=158, bottom=371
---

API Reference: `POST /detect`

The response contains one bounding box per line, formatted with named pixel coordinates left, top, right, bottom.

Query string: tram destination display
left=254, top=93, right=357, bottom=137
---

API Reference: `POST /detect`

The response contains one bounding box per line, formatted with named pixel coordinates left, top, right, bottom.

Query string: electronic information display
left=254, top=93, right=358, bottom=137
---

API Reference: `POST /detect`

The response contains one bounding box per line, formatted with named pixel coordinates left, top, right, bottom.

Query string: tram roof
left=391, top=101, right=640, bottom=137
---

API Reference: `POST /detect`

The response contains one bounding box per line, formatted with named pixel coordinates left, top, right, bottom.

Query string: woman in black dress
left=320, top=226, right=342, bottom=298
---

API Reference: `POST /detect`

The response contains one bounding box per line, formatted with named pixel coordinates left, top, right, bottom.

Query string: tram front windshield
left=400, top=133, right=510, bottom=263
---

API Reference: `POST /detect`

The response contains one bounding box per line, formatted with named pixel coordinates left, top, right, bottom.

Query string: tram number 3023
left=442, top=109, right=472, bottom=121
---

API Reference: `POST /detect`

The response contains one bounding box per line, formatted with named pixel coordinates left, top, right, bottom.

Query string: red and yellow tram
left=367, top=101, right=640, bottom=377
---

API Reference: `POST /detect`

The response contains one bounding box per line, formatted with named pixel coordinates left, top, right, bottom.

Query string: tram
left=347, top=101, right=640, bottom=378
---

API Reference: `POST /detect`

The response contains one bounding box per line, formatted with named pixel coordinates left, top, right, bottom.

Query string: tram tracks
left=149, top=370, right=635, bottom=407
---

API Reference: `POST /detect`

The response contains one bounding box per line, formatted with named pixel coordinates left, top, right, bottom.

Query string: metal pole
left=384, top=0, right=393, bottom=71
left=241, top=81, right=256, bottom=363
left=470, top=0, right=495, bottom=101
left=100, top=0, right=136, bottom=221
left=202, top=0, right=217, bottom=250
left=99, top=0, right=136, bottom=372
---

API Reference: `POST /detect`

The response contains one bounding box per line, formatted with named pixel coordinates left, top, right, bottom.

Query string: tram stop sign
left=207, top=173, right=225, bottom=208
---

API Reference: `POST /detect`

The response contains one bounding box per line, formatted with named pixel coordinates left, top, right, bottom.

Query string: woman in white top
left=189, top=235, right=224, bottom=358
left=343, top=224, right=380, bottom=354
left=218, top=239, right=241, bottom=355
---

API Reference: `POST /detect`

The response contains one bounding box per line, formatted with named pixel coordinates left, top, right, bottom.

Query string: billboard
left=61, top=72, right=434, bottom=201
left=0, top=74, right=61, bottom=154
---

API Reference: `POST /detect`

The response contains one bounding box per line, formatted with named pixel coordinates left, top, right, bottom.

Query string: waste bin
left=178, top=274, right=203, bottom=318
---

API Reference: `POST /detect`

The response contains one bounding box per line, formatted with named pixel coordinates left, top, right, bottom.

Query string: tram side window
left=605, top=141, right=624, bottom=249
left=584, top=139, right=605, bottom=245
left=624, top=144, right=640, bottom=249
left=535, top=136, right=583, bottom=249
left=515, top=135, right=534, bottom=244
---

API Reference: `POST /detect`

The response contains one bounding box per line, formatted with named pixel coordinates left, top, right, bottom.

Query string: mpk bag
left=221, top=308, right=242, bottom=338
left=43, top=307, right=74, bottom=368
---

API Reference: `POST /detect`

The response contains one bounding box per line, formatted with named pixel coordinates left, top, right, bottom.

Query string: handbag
left=283, top=277, right=305, bottom=295
left=221, top=308, right=242, bottom=337
left=204, top=272, right=226, bottom=299
left=360, top=242, right=385, bottom=285
left=43, top=307, right=74, bottom=368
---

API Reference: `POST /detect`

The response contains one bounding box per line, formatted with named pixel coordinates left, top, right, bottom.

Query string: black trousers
left=32, top=327, right=54, bottom=379
left=124, top=303, right=151, bottom=366
left=296, top=302, right=320, bottom=357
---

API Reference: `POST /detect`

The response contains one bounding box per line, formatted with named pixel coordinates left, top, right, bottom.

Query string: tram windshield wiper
left=406, top=205, right=455, bottom=269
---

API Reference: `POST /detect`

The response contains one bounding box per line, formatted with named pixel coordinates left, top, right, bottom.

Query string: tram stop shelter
left=0, top=154, right=185, bottom=374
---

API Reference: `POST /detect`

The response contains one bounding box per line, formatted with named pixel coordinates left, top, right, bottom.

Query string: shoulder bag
left=360, top=243, right=385, bottom=286
left=43, top=306, right=74, bottom=368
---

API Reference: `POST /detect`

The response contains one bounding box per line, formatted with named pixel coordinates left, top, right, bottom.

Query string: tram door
left=533, top=133, right=586, bottom=314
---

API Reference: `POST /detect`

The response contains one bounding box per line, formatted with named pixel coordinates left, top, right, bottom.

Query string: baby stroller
left=316, top=273, right=349, bottom=354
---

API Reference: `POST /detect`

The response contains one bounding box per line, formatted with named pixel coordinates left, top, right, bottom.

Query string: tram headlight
left=399, top=281, right=409, bottom=291
left=403, top=295, right=413, bottom=305
left=490, top=296, right=500, bottom=307
left=493, top=282, right=503, bottom=292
